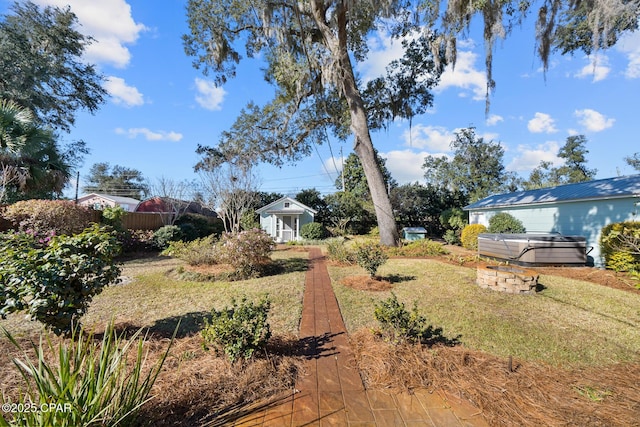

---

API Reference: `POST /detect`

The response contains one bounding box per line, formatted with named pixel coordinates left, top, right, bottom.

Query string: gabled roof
left=78, top=193, right=140, bottom=206
left=464, top=174, right=640, bottom=211
left=256, top=196, right=318, bottom=214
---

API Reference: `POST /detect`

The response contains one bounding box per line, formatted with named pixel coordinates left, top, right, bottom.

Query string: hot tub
left=477, top=233, right=589, bottom=266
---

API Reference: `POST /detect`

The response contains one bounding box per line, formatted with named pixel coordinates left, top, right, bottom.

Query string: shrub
left=202, top=296, right=272, bottom=362
left=101, top=205, right=126, bottom=231
left=373, top=293, right=430, bottom=344
left=216, top=229, right=275, bottom=278
left=2, top=199, right=94, bottom=237
left=2, top=321, right=174, bottom=426
left=487, top=212, right=526, bottom=233
left=175, top=213, right=224, bottom=240
left=0, top=224, right=121, bottom=335
left=162, top=235, right=219, bottom=266
left=600, top=221, right=640, bottom=270
left=443, top=229, right=460, bottom=245
left=120, top=229, right=155, bottom=253
left=461, top=223, right=487, bottom=250
left=326, top=238, right=356, bottom=265
left=152, top=225, right=184, bottom=250
left=354, top=241, right=388, bottom=278
left=440, top=207, right=467, bottom=231
left=300, top=222, right=327, bottom=240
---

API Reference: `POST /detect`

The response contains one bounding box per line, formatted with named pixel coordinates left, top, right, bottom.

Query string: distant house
left=256, top=196, right=317, bottom=243
left=77, top=193, right=140, bottom=212
left=463, top=174, right=640, bottom=266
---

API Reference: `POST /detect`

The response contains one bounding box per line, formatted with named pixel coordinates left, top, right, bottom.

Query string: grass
left=329, top=258, right=640, bottom=366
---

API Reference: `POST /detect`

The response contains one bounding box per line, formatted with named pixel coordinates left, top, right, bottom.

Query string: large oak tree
left=184, top=0, right=639, bottom=245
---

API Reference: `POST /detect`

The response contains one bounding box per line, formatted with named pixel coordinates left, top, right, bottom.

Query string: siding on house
left=465, top=175, right=640, bottom=267
left=257, top=197, right=317, bottom=242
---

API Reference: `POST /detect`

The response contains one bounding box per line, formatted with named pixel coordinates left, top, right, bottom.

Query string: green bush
left=600, top=221, right=640, bottom=271
left=101, top=205, right=126, bottom=231
left=0, top=224, right=121, bottom=335
left=2, top=199, right=94, bottom=237
left=439, top=207, right=467, bottom=231
left=354, top=241, right=388, bottom=278
left=300, top=222, right=327, bottom=240
left=373, top=293, right=430, bottom=344
left=216, top=229, right=275, bottom=279
left=487, top=212, right=526, bottom=233
left=152, top=225, right=184, bottom=250
left=1, top=321, right=174, bottom=426
left=202, top=296, right=272, bottom=362
left=162, top=235, right=219, bottom=266
left=461, top=223, right=487, bottom=250
left=326, top=238, right=356, bottom=265
left=175, top=213, right=224, bottom=240
left=443, top=229, right=460, bottom=245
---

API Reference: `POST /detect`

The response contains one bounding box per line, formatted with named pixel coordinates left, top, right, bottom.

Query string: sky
left=3, top=0, right=640, bottom=201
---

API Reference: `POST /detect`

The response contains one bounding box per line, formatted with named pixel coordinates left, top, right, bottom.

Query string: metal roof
left=464, top=174, right=640, bottom=211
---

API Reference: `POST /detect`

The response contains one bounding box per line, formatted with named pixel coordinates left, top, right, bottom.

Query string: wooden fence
left=122, top=212, right=173, bottom=230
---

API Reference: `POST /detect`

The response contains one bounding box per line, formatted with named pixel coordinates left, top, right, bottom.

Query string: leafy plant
left=300, top=222, right=327, bottom=240
left=216, top=229, right=275, bottom=279
left=373, top=293, right=431, bottom=344
left=487, top=212, right=526, bottom=233
left=1, top=321, right=175, bottom=427
left=354, top=241, right=388, bottom=278
left=101, top=205, right=126, bottom=231
left=0, top=224, right=121, bottom=335
left=151, top=225, right=184, bottom=250
left=162, top=235, right=219, bottom=266
left=2, top=200, right=94, bottom=237
left=600, top=221, right=640, bottom=270
left=443, top=229, right=460, bottom=245
left=201, top=296, right=272, bottom=362
left=461, top=223, right=487, bottom=250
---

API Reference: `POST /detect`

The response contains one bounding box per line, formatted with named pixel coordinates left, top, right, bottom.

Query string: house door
left=281, top=216, right=293, bottom=241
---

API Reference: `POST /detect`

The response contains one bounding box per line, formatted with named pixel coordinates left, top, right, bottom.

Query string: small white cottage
left=256, top=196, right=317, bottom=242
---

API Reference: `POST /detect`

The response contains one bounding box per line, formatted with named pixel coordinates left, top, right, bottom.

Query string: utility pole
left=74, top=171, right=80, bottom=204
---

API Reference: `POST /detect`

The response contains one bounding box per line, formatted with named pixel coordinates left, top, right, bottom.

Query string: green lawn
left=329, top=258, right=640, bottom=366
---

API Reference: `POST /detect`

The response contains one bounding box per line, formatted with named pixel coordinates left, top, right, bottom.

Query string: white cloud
left=436, top=51, right=486, bottom=100
left=486, top=114, right=504, bottom=126
left=574, top=109, right=615, bottom=132
left=115, top=127, right=182, bottom=142
left=528, top=112, right=558, bottom=134
left=617, top=31, right=640, bottom=78
left=33, top=0, right=147, bottom=68
left=381, top=150, right=431, bottom=184
left=507, top=141, right=561, bottom=172
left=356, top=30, right=409, bottom=82
left=574, top=55, right=611, bottom=82
left=194, top=78, right=226, bottom=111
left=401, top=124, right=455, bottom=151
left=103, top=76, right=144, bottom=107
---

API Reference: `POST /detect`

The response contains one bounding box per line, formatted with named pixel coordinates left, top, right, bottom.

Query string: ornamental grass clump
left=1, top=321, right=175, bottom=427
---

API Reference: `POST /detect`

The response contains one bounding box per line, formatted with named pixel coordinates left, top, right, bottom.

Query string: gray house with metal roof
left=463, top=174, right=640, bottom=266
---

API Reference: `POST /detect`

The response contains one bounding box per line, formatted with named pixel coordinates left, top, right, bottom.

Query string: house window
left=284, top=202, right=290, bottom=208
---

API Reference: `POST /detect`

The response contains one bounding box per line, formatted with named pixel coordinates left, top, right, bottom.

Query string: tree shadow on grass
left=381, top=273, right=417, bottom=284
left=261, top=257, right=309, bottom=277
left=148, top=311, right=212, bottom=339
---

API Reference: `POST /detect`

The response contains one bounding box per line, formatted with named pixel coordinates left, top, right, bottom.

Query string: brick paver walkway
left=233, top=248, right=489, bottom=426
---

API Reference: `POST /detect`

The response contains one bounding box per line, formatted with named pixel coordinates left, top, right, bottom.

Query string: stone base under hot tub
left=477, top=264, right=539, bottom=294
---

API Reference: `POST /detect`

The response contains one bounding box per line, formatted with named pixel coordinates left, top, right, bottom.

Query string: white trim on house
left=257, top=196, right=316, bottom=242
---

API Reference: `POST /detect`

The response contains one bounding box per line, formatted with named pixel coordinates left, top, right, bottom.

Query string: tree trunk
left=313, top=2, right=400, bottom=246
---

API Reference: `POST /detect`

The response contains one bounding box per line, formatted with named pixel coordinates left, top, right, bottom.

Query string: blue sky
left=4, top=0, right=640, bottom=200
